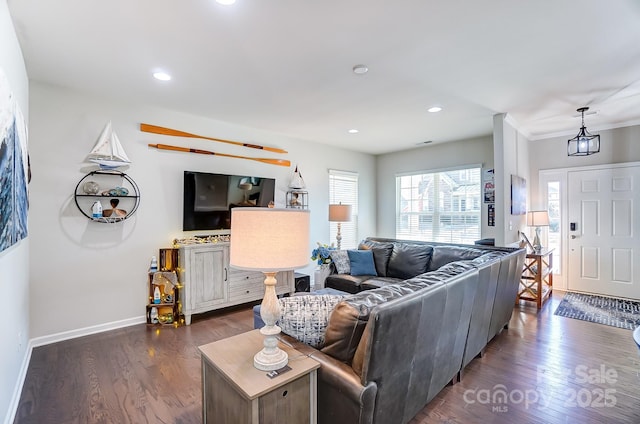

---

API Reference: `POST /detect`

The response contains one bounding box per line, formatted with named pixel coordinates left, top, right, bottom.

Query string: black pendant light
left=567, top=107, right=600, bottom=156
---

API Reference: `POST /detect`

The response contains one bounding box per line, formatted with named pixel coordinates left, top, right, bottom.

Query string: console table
left=518, top=248, right=553, bottom=309
left=199, top=330, right=319, bottom=424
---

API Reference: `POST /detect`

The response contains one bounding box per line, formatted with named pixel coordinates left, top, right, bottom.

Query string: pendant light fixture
left=567, top=107, right=600, bottom=156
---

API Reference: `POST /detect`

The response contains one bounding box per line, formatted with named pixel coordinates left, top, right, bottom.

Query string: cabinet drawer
left=229, top=271, right=265, bottom=287
left=228, top=278, right=290, bottom=301
left=229, top=282, right=265, bottom=301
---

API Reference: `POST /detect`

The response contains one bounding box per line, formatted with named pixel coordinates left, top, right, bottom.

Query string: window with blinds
left=396, top=166, right=481, bottom=244
left=329, top=170, right=358, bottom=250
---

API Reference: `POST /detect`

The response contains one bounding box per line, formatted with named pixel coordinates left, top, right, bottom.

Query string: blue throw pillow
left=348, top=249, right=378, bottom=276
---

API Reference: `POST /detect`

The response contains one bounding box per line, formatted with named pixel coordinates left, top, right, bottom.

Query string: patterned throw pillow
left=330, top=250, right=351, bottom=274
left=278, top=295, right=345, bottom=348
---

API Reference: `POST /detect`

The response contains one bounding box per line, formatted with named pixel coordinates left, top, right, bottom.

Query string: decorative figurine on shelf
left=149, top=307, right=159, bottom=324
left=91, top=201, right=103, bottom=218
left=101, top=186, right=129, bottom=196
left=149, top=256, right=158, bottom=272
left=83, top=181, right=100, bottom=195
left=153, top=286, right=161, bottom=304
left=286, top=165, right=309, bottom=209
left=102, top=198, right=127, bottom=218
left=289, top=165, right=306, bottom=189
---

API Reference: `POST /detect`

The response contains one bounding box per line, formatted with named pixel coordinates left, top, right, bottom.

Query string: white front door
left=567, top=165, right=640, bottom=299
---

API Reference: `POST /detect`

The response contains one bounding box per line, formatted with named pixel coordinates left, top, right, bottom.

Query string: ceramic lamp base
left=533, top=226, right=542, bottom=251
left=254, top=272, right=288, bottom=371
left=254, top=330, right=288, bottom=371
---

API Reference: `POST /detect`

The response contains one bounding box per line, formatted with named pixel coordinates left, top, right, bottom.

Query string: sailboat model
left=289, top=165, right=306, bottom=189
left=86, top=121, right=131, bottom=169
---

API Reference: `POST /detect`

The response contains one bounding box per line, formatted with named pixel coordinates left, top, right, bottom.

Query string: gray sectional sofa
left=278, top=237, right=525, bottom=424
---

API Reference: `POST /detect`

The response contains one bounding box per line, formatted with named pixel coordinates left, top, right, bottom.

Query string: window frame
left=395, top=164, right=482, bottom=244
left=329, top=169, right=358, bottom=250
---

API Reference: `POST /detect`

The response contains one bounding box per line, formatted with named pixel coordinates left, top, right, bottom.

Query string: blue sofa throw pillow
left=348, top=249, right=378, bottom=276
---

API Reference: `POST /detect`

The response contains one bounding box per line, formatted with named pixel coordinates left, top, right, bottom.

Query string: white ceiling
left=8, top=0, right=640, bottom=155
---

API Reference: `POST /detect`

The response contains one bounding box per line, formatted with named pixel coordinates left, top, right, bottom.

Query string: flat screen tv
left=183, top=171, right=276, bottom=231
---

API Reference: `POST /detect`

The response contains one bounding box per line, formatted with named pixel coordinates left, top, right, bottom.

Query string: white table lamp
left=527, top=210, right=550, bottom=251
left=230, top=208, right=310, bottom=371
left=329, top=203, right=352, bottom=250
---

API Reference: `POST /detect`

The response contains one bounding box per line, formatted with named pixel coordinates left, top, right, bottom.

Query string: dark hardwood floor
left=14, top=293, right=640, bottom=424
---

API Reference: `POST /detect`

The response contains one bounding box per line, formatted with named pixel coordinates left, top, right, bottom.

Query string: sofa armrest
left=279, top=333, right=376, bottom=424
left=309, top=350, right=377, bottom=424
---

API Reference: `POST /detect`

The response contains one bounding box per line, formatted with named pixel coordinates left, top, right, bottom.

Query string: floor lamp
left=329, top=203, right=352, bottom=250
left=230, top=208, right=310, bottom=371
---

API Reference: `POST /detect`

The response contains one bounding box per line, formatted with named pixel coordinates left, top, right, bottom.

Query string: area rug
left=554, top=292, right=640, bottom=330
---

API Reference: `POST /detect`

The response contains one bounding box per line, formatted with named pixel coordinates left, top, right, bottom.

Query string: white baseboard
left=30, top=315, right=146, bottom=348
left=5, top=316, right=146, bottom=424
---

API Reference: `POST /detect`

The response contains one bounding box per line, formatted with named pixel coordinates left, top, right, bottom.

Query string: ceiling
left=8, top=0, right=640, bottom=155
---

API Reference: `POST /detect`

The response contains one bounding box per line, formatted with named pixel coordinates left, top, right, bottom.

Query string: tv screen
left=183, top=171, right=276, bottom=231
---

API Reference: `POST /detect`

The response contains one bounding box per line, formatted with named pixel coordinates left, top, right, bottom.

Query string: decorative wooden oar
left=148, top=143, right=291, bottom=167
left=140, top=123, right=288, bottom=154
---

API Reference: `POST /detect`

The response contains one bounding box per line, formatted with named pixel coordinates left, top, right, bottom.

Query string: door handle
left=571, top=235, right=577, bottom=239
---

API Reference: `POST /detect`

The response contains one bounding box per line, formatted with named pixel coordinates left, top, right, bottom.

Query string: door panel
left=568, top=166, right=640, bottom=299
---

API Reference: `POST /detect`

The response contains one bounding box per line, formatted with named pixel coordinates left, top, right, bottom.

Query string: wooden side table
left=199, top=330, right=320, bottom=424
left=518, top=248, right=553, bottom=309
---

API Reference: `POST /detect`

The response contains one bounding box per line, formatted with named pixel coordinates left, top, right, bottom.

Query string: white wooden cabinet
left=179, top=243, right=294, bottom=325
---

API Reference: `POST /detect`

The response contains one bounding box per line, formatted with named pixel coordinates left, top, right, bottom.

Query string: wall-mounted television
left=183, top=171, right=276, bottom=231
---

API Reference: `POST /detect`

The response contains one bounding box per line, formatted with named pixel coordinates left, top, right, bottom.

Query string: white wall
left=375, top=135, right=494, bottom=239
left=0, top=1, right=30, bottom=423
left=528, top=124, right=640, bottom=206
left=27, top=81, right=376, bottom=339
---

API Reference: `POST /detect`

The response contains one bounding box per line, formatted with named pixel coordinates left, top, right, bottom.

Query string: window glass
left=396, top=167, right=481, bottom=244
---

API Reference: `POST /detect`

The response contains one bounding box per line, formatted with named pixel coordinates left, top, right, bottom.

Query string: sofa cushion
left=360, top=277, right=404, bottom=291
left=330, top=250, right=351, bottom=274
left=387, top=243, right=433, bottom=279
left=278, top=294, right=345, bottom=348
left=325, top=274, right=370, bottom=294
left=322, top=282, right=439, bottom=365
left=358, top=240, right=394, bottom=277
left=428, top=246, right=486, bottom=271
left=348, top=250, right=378, bottom=276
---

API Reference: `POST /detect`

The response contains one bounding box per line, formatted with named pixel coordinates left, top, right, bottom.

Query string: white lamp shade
left=230, top=208, right=310, bottom=271
left=329, top=204, right=352, bottom=222
left=527, top=210, right=550, bottom=227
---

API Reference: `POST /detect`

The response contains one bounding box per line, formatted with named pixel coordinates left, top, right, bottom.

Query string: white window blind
left=329, top=170, right=358, bottom=249
left=396, top=166, right=481, bottom=244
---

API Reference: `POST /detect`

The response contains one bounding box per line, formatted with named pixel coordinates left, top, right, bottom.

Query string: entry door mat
left=554, top=292, right=640, bottom=330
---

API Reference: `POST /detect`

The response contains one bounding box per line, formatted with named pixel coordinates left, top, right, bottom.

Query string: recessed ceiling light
left=348, top=129, right=359, bottom=134
left=428, top=106, right=442, bottom=113
left=352, top=65, right=368, bottom=75
left=153, top=72, right=171, bottom=81
left=216, top=0, right=236, bottom=4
